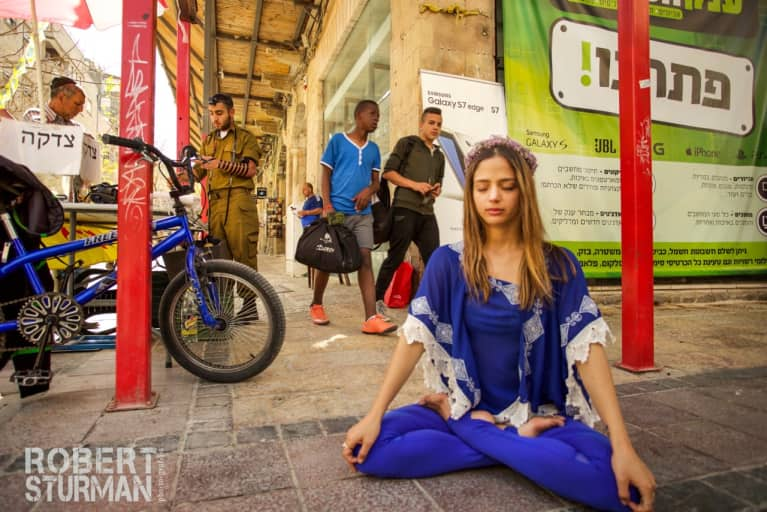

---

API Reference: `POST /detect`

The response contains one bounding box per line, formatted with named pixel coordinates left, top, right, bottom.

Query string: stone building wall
left=281, top=0, right=496, bottom=272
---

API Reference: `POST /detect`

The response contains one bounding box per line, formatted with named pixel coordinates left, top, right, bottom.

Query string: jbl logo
left=594, top=138, right=616, bottom=154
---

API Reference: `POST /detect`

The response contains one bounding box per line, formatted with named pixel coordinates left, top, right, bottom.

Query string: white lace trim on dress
left=493, top=400, right=531, bottom=426
left=400, top=315, right=473, bottom=419
left=564, top=316, right=614, bottom=427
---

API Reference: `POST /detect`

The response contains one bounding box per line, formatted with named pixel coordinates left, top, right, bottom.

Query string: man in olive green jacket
left=196, top=93, right=261, bottom=270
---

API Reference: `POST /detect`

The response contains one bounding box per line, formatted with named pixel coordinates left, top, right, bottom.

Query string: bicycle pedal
left=10, top=369, right=53, bottom=387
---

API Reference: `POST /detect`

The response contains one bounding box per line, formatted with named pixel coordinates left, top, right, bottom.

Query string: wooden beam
left=203, top=0, right=217, bottom=134
left=220, top=70, right=262, bottom=81
left=215, top=32, right=298, bottom=52
left=243, top=1, right=264, bottom=125
left=292, top=5, right=308, bottom=46
left=228, top=92, right=281, bottom=105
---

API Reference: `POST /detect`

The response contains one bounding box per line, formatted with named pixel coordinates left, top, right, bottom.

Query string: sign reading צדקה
left=0, top=118, right=101, bottom=181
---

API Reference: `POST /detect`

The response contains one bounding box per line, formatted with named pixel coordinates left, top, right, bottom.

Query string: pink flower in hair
left=464, top=136, right=538, bottom=173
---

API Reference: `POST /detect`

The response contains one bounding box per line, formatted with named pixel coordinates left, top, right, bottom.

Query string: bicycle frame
left=0, top=209, right=223, bottom=336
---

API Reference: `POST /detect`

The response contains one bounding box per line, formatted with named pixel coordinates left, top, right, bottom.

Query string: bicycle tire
left=158, top=259, right=285, bottom=383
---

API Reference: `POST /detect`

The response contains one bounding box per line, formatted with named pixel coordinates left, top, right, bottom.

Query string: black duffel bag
left=295, top=218, right=361, bottom=274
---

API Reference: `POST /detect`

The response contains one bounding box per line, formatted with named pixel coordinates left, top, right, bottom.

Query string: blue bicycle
left=0, top=135, right=285, bottom=384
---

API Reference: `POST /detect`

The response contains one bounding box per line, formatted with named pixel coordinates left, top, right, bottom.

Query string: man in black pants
left=374, top=107, right=445, bottom=316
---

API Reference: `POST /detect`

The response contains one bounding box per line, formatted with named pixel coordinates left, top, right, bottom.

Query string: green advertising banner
left=503, top=0, right=767, bottom=277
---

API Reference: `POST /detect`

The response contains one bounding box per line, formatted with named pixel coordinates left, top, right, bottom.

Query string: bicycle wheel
left=158, top=259, right=285, bottom=382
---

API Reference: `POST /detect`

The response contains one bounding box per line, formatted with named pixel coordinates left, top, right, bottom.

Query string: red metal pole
left=176, top=19, right=207, bottom=223
left=616, top=1, right=658, bottom=372
left=177, top=20, right=191, bottom=151
left=107, top=0, right=159, bottom=410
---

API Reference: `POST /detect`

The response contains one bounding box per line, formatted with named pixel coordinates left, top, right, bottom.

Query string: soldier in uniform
left=196, top=93, right=261, bottom=270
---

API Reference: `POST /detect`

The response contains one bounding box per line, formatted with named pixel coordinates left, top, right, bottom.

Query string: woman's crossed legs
left=357, top=404, right=636, bottom=512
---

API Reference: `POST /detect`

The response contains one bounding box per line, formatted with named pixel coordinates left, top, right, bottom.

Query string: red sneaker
left=362, top=314, right=397, bottom=335
left=310, top=304, right=329, bottom=325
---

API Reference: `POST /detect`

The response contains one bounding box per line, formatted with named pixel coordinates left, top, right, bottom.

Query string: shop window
left=322, top=0, right=391, bottom=153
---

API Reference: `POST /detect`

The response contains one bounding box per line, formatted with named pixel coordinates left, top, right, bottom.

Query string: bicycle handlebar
left=101, top=134, right=144, bottom=151
left=100, top=134, right=197, bottom=195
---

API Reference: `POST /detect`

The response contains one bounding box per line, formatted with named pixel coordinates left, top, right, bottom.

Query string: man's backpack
left=295, top=218, right=362, bottom=274
left=372, top=136, right=417, bottom=245
left=0, top=155, right=64, bottom=236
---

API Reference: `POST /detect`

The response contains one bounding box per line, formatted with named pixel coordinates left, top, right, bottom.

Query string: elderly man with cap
left=46, top=76, right=85, bottom=125
left=195, top=93, right=262, bottom=271
left=24, top=76, right=86, bottom=125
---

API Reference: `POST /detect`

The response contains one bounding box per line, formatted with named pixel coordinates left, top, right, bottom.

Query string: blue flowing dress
left=356, top=242, right=638, bottom=511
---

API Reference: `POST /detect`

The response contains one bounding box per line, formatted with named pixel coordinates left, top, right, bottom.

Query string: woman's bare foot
left=517, top=415, right=565, bottom=438
left=470, top=410, right=508, bottom=430
left=418, top=393, right=450, bottom=420
left=470, top=410, right=496, bottom=423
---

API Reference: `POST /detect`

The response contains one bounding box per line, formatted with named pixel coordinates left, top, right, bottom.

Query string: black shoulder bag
left=372, top=137, right=416, bottom=245
left=295, top=218, right=361, bottom=274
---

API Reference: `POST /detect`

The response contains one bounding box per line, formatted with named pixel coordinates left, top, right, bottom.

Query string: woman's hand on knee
left=612, top=445, right=656, bottom=511
left=342, top=415, right=381, bottom=470
left=418, top=393, right=449, bottom=420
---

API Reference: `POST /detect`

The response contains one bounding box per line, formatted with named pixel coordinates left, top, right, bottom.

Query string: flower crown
left=464, top=136, right=538, bottom=173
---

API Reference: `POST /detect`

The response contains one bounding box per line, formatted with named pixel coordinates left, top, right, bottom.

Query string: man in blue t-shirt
left=298, top=182, right=323, bottom=228
left=310, top=100, right=396, bottom=335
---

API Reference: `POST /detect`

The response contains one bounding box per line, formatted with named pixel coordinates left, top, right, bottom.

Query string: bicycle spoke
left=163, top=263, right=281, bottom=375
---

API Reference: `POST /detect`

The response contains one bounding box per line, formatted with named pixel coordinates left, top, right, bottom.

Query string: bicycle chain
left=0, top=294, right=30, bottom=353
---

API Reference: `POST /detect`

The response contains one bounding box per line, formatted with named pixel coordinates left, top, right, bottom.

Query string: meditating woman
left=342, top=136, right=656, bottom=511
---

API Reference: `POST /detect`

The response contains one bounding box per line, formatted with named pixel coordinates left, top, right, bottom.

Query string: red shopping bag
left=384, top=261, right=414, bottom=308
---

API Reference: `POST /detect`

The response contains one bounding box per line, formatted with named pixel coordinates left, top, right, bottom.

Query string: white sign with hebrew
left=0, top=118, right=101, bottom=179
left=80, top=133, right=102, bottom=183
left=550, top=19, right=754, bottom=136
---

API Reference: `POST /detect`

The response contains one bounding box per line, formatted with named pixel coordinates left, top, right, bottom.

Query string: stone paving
left=0, top=255, right=765, bottom=511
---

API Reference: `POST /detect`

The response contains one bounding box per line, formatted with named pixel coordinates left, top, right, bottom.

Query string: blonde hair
left=461, top=140, right=572, bottom=309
